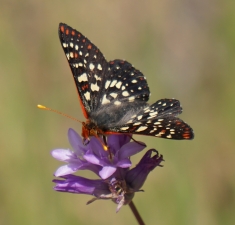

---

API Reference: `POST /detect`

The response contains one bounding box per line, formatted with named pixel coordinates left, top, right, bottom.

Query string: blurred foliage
left=0, top=0, right=235, bottom=225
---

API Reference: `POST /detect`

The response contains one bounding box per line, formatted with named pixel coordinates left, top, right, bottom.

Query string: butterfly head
left=82, top=120, right=109, bottom=151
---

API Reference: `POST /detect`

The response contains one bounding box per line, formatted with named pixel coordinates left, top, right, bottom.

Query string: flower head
left=52, top=128, right=164, bottom=212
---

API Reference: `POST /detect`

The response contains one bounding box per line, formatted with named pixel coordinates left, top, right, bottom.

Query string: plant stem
left=129, top=201, right=145, bottom=225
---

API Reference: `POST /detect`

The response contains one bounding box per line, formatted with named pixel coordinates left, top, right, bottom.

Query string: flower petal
left=68, top=128, right=86, bottom=155
left=89, top=137, right=108, bottom=158
left=99, top=166, right=117, bottom=179
left=118, top=142, right=146, bottom=159
left=51, top=149, right=75, bottom=161
left=84, top=150, right=104, bottom=165
left=54, top=164, right=78, bottom=176
left=125, top=149, right=163, bottom=191
left=116, top=159, right=132, bottom=168
left=53, top=175, right=110, bottom=196
left=107, top=134, right=131, bottom=153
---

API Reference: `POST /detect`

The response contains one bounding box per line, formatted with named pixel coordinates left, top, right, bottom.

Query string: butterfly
left=58, top=23, right=194, bottom=146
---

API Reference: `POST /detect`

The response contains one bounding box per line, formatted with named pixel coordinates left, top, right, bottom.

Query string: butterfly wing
left=109, top=99, right=194, bottom=140
left=95, top=60, right=150, bottom=110
left=58, top=23, right=109, bottom=118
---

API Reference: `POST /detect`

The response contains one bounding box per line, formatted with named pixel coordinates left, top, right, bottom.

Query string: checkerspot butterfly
left=58, top=23, right=194, bottom=145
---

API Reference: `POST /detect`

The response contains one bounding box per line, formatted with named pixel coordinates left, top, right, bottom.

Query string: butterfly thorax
left=82, top=120, right=103, bottom=141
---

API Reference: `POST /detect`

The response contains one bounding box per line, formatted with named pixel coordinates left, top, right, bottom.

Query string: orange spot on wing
left=74, top=52, right=78, bottom=58
left=82, top=84, right=89, bottom=91
left=71, top=30, right=75, bottom=36
left=82, top=39, right=86, bottom=43
left=60, top=25, right=65, bottom=33
left=66, top=29, right=69, bottom=35
left=183, top=133, right=191, bottom=139
left=87, top=44, right=92, bottom=49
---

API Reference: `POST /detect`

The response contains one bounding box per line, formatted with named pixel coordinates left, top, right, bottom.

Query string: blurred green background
left=1, top=0, right=235, bottom=224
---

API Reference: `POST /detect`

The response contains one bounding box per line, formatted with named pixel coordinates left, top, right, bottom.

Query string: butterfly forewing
left=58, top=23, right=108, bottom=117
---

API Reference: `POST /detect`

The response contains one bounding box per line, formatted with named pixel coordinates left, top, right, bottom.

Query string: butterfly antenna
left=37, top=104, right=83, bottom=124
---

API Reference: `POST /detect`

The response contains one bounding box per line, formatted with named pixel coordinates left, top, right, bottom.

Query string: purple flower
left=51, top=128, right=146, bottom=179
left=52, top=128, right=164, bottom=212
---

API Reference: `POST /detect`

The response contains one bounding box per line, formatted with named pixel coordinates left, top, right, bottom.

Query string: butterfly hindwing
left=109, top=99, right=194, bottom=140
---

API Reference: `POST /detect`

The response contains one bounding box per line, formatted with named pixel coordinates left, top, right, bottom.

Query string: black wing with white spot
left=96, top=60, right=150, bottom=108
left=110, top=99, right=194, bottom=140
left=58, top=23, right=150, bottom=117
left=58, top=23, right=109, bottom=117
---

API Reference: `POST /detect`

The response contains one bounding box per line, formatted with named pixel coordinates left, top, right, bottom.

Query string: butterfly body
left=58, top=23, right=194, bottom=142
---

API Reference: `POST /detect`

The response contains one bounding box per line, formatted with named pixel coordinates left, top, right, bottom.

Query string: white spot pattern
left=89, top=63, right=95, bottom=70
left=149, top=111, right=158, bottom=117
left=122, top=91, right=129, bottom=97
left=135, top=126, right=148, bottom=132
left=114, top=101, right=121, bottom=105
left=132, top=79, right=137, bottom=83
left=116, top=81, right=122, bottom=89
left=110, top=80, right=117, bottom=87
left=110, top=93, right=118, bottom=98
left=91, top=83, right=100, bottom=91
left=97, top=64, right=102, bottom=70
left=120, top=126, right=129, bottom=131
left=94, top=74, right=102, bottom=81
left=78, top=73, right=88, bottom=82
left=101, top=94, right=110, bottom=105
left=137, top=115, right=143, bottom=120
left=105, top=80, right=111, bottom=89
left=84, top=91, right=90, bottom=100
